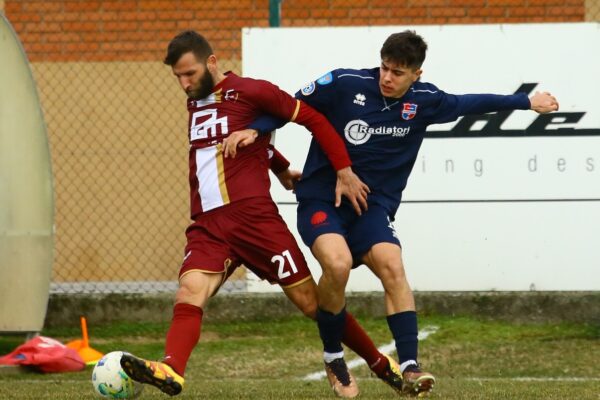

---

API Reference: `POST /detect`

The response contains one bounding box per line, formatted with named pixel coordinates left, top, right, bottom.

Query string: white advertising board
left=242, top=23, right=600, bottom=291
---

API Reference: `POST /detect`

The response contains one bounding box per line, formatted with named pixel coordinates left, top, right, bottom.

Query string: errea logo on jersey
left=344, top=119, right=410, bottom=145
left=353, top=93, right=366, bottom=106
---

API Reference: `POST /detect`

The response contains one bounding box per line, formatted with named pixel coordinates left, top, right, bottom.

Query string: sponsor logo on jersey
left=402, top=103, right=418, bottom=120
left=316, top=72, right=333, bottom=85
left=353, top=93, right=366, bottom=106
left=301, top=81, right=316, bottom=96
left=190, top=108, right=229, bottom=141
left=344, top=119, right=411, bottom=145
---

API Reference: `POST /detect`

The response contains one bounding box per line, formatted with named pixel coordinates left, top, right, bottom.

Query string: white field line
left=303, top=325, right=439, bottom=381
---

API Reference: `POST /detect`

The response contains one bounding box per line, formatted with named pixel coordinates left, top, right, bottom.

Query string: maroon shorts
left=180, top=197, right=312, bottom=290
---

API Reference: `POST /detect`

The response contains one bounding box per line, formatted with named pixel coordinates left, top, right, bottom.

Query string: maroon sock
left=163, top=303, right=203, bottom=376
left=341, top=312, right=389, bottom=376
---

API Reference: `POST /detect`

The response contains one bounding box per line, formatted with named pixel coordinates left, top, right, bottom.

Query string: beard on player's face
left=186, top=68, right=215, bottom=100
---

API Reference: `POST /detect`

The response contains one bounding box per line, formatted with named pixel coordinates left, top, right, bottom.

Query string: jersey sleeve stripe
left=338, top=73, right=375, bottom=80
left=290, top=99, right=301, bottom=122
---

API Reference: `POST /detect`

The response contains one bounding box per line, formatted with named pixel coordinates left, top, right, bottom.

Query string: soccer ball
left=92, top=351, right=143, bottom=399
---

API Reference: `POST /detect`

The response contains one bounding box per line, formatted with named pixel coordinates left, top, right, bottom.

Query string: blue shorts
left=297, top=200, right=401, bottom=264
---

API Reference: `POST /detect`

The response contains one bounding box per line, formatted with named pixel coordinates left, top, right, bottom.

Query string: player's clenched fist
left=530, top=91, right=559, bottom=113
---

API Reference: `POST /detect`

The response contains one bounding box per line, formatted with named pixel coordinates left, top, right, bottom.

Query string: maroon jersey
left=186, top=72, right=350, bottom=218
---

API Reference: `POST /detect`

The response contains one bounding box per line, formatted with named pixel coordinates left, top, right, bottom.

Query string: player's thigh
left=230, top=199, right=313, bottom=287
left=297, top=200, right=353, bottom=271
left=177, top=270, right=225, bottom=308
left=179, top=223, right=238, bottom=300
left=347, top=205, right=401, bottom=262
left=361, top=242, right=407, bottom=287
left=311, top=233, right=354, bottom=276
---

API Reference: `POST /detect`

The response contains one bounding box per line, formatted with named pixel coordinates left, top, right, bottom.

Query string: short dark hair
left=380, top=30, right=427, bottom=69
left=164, top=30, right=213, bottom=66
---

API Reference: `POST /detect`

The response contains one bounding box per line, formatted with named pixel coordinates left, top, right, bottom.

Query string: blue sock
left=386, top=311, right=418, bottom=364
left=316, top=307, right=346, bottom=354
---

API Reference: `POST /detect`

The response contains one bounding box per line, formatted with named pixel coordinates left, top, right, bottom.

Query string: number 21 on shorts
left=271, top=250, right=298, bottom=279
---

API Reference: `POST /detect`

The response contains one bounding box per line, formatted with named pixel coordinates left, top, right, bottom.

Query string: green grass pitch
left=0, top=314, right=598, bottom=399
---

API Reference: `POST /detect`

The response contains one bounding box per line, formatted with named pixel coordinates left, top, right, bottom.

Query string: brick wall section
left=4, top=0, right=270, bottom=61
left=282, top=0, right=585, bottom=26
left=4, top=0, right=586, bottom=62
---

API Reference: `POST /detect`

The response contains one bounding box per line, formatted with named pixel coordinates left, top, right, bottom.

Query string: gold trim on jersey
left=214, top=88, right=223, bottom=103
left=216, top=143, right=230, bottom=205
left=280, top=275, right=312, bottom=289
left=290, top=99, right=301, bottom=122
left=179, top=268, right=223, bottom=282
left=179, top=259, right=234, bottom=297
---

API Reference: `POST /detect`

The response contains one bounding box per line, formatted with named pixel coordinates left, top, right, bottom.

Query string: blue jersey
left=251, top=67, right=530, bottom=216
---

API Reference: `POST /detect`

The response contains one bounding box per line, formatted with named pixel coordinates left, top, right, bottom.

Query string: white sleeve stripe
left=411, top=88, right=438, bottom=94
left=338, top=73, right=375, bottom=80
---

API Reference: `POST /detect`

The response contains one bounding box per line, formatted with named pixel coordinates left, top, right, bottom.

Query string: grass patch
left=1, top=315, right=598, bottom=399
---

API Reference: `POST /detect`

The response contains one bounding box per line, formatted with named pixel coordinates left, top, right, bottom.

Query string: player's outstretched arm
left=530, top=91, right=559, bottom=114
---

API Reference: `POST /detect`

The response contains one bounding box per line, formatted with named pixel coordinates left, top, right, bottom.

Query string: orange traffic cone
left=65, top=316, right=104, bottom=365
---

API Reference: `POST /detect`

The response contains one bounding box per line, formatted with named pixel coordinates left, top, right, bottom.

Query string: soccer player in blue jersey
left=229, top=30, right=559, bottom=397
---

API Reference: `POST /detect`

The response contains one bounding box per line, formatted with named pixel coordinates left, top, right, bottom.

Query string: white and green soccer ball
left=92, top=351, right=143, bottom=399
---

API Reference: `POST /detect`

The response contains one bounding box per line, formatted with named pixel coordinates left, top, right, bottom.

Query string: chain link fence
left=37, top=59, right=250, bottom=294
left=587, top=0, right=600, bottom=20
left=4, top=0, right=598, bottom=294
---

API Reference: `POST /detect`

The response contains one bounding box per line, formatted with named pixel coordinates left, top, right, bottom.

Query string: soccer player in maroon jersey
left=120, top=31, right=403, bottom=398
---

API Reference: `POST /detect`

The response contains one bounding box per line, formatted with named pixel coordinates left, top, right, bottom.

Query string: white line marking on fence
left=303, top=325, right=439, bottom=381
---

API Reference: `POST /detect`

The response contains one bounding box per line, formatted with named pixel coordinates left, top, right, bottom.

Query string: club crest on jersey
left=316, top=72, right=333, bottom=85
left=301, top=81, right=316, bottom=96
left=401, top=103, right=418, bottom=120
left=224, top=88, right=238, bottom=102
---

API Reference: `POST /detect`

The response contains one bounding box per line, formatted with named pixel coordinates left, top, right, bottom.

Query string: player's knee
left=286, top=287, right=318, bottom=319
left=175, top=276, right=212, bottom=306
left=379, top=260, right=408, bottom=289
left=298, top=299, right=318, bottom=320
left=319, top=253, right=352, bottom=284
left=174, top=284, right=196, bottom=305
